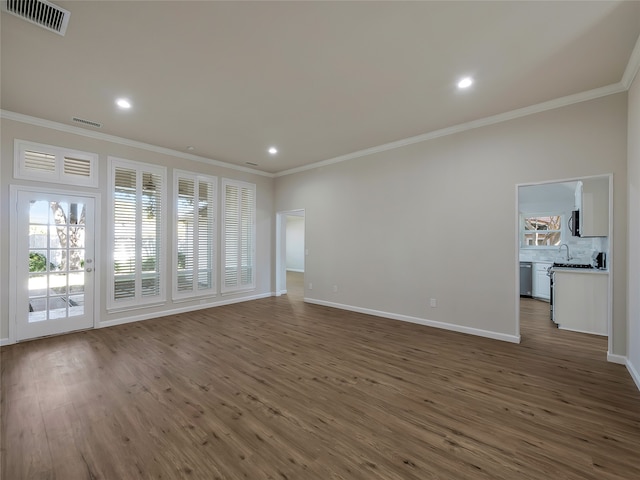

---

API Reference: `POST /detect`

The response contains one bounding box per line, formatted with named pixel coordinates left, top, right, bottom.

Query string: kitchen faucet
left=559, top=244, right=572, bottom=261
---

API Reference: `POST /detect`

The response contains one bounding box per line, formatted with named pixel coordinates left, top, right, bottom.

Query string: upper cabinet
left=575, top=177, right=609, bottom=237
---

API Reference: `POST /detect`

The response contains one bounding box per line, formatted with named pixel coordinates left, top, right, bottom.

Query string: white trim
left=621, top=33, right=640, bottom=89
left=99, top=292, right=272, bottom=329
left=304, top=298, right=521, bottom=344
left=1, top=338, right=11, bottom=346
left=626, top=359, right=640, bottom=392
left=286, top=268, right=304, bottom=273
left=607, top=352, right=627, bottom=365
left=1, top=110, right=273, bottom=178
left=275, top=83, right=625, bottom=178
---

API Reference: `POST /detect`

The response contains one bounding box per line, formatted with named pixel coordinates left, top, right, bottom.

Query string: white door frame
left=515, top=174, right=613, bottom=356
left=8, top=185, right=101, bottom=344
left=275, top=209, right=305, bottom=296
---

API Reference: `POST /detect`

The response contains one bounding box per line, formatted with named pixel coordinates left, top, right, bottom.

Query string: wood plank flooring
left=2, top=272, right=640, bottom=479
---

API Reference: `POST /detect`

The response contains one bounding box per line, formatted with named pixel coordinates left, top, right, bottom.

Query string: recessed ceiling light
left=268, top=147, right=278, bottom=155
left=116, top=98, right=131, bottom=109
left=457, top=77, right=474, bottom=89
left=187, top=146, right=195, bottom=151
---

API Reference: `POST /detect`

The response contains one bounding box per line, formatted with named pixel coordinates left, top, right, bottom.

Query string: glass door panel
left=17, top=191, right=94, bottom=341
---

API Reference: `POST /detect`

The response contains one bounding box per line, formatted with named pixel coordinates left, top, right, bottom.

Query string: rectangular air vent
left=72, top=117, right=102, bottom=128
left=2, top=0, right=70, bottom=36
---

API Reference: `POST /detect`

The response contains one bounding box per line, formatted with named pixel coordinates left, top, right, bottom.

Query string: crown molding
left=275, top=82, right=626, bottom=178
left=2, top=74, right=632, bottom=182
left=0, top=110, right=275, bottom=178
left=622, top=33, right=640, bottom=89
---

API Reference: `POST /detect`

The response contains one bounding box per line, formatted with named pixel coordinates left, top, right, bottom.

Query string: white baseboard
left=303, top=297, right=521, bottom=344
left=627, top=359, right=640, bottom=392
left=99, top=292, right=272, bottom=329
left=0, top=337, right=10, bottom=346
left=286, top=268, right=304, bottom=273
left=607, top=352, right=627, bottom=365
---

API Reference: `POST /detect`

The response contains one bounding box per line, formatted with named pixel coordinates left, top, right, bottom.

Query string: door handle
left=85, top=268, right=93, bottom=272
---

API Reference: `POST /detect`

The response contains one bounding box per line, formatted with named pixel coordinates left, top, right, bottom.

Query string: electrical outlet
left=430, top=298, right=437, bottom=308
left=333, top=285, right=338, bottom=293
left=308, top=282, right=313, bottom=290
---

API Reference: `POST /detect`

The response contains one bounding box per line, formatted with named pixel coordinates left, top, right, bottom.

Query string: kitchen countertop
left=552, top=267, right=609, bottom=275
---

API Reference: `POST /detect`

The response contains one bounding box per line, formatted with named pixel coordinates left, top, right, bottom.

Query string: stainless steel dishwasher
left=520, top=262, right=532, bottom=297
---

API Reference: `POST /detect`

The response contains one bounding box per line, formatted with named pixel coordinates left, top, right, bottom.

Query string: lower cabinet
left=554, top=271, right=608, bottom=335
left=533, top=262, right=552, bottom=300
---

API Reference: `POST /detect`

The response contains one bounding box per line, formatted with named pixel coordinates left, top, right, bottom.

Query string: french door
left=14, top=188, right=96, bottom=341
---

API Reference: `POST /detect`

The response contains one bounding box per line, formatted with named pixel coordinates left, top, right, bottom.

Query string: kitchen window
left=522, top=215, right=562, bottom=247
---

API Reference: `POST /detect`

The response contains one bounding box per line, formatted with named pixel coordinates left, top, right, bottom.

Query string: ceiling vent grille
left=72, top=117, right=102, bottom=128
left=2, top=0, right=71, bottom=36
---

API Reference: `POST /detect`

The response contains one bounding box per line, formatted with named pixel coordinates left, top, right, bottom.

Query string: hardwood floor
left=2, top=276, right=639, bottom=479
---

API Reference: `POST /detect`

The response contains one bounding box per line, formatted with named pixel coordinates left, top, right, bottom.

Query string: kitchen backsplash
left=519, top=236, right=608, bottom=264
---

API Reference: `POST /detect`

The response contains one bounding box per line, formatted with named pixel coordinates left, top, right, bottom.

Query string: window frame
left=107, top=157, right=167, bottom=311
left=221, top=178, right=256, bottom=295
left=14, top=139, right=99, bottom=187
left=520, top=212, right=565, bottom=249
left=172, top=170, right=217, bottom=301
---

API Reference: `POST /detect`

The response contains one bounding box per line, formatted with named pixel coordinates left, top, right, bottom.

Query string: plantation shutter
left=141, top=172, right=162, bottom=297
left=15, top=140, right=98, bottom=187
left=174, top=171, right=216, bottom=299
left=222, top=179, right=256, bottom=293
left=109, top=158, right=166, bottom=310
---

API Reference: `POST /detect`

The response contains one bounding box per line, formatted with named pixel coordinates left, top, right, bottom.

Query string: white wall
left=275, top=94, right=628, bottom=350
left=286, top=216, right=305, bottom=272
left=0, top=118, right=275, bottom=341
left=627, top=73, right=640, bottom=387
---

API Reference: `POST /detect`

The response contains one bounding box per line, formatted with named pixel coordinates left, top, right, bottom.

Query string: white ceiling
left=2, top=1, right=639, bottom=174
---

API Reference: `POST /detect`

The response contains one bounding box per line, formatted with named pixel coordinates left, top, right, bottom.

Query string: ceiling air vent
left=72, top=117, right=102, bottom=128
left=2, top=0, right=71, bottom=36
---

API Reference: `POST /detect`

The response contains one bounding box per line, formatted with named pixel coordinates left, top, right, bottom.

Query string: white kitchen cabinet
left=533, top=262, right=552, bottom=300
left=554, top=270, right=608, bottom=335
left=574, top=178, right=609, bottom=237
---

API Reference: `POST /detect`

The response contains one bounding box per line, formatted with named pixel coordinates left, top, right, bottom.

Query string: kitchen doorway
left=10, top=186, right=98, bottom=342
left=275, top=209, right=305, bottom=297
left=515, top=175, right=613, bottom=356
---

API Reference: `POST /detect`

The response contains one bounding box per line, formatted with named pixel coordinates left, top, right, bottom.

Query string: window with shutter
left=222, top=179, right=256, bottom=294
left=174, top=171, right=217, bottom=300
left=14, top=139, right=98, bottom=187
left=109, top=157, right=166, bottom=310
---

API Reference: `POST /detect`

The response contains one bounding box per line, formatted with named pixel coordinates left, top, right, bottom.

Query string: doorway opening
left=275, top=209, right=305, bottom=297
left=515, top=175, right=612, bottom=356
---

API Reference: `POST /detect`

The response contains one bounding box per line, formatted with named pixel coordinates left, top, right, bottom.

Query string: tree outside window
left=523, top=215, right=562, bottom=247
